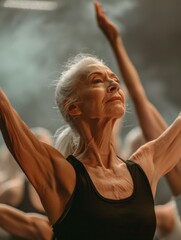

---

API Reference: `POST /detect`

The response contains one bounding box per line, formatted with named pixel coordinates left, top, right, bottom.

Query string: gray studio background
left=0, top=0, right=181, bottom=203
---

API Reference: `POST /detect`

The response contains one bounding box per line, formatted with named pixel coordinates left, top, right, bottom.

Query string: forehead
left=84, top=64, right=114, bottom=76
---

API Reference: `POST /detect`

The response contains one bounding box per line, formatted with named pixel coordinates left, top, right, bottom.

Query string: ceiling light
left=3, top=0, right=58, bottom=11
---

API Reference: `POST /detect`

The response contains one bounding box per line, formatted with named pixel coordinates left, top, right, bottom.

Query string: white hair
left=55, top=53, right=106, bottom=157
left=54, top=126, right=80, bottom=158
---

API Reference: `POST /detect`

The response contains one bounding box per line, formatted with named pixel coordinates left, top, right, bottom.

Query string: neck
left=73, top=117, right=120, bottom=168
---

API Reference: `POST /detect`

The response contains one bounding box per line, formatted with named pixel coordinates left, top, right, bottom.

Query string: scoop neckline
left=69, top=155, right=136, bottom=203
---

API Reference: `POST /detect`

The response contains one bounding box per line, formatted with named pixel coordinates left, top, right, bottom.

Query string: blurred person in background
left=0, top=143, right=23, bottom=184
left=155, top=200, right=181, bottom=240
left=0, top=144, right=24, bottom=239
left=0, top=203, right=53, bottom=240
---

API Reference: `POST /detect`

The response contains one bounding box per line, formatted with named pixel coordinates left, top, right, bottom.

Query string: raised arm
left=0, top=204, right=52, bottom=240
left=0, top=88, right=76, bottom=223
left=94, top=1, right=181, bottom=195
left=94, top=1, right=167, bottom=140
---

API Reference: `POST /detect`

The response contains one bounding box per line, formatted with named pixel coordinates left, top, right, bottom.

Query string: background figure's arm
left=174, top=194, right=181, bottom=219
left=0, top=204, right=52, bottom=240
left=94, top=1, right=181, bottom=195
left=155, top=200, right=181, bottom=239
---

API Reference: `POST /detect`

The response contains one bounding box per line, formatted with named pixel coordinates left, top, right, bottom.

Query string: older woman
left=0, top=21, right=181, bottom=240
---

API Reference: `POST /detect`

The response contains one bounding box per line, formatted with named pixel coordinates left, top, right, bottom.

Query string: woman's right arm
left=0, top=88, right=76, bottom=222
left=0, top=203, right=52, bottom=240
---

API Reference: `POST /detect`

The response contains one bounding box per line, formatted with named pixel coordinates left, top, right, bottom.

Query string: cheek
left=79, top=95, right=105, bottom=116
left=79, top=89, right=105, bottom=105
left=82, top=98, right=103, bottom=111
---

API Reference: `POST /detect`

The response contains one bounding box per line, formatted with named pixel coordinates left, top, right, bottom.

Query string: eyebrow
left=87, top=71, right=118, bottom=79
left=108, top=72, right=119, bottom=79
left=87, top=72, right=103, bottom=78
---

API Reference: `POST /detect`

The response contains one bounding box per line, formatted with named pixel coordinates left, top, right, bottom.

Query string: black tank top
left=53, top=155, right=156, bottom=240
left=8, top=179, right=46, bottom=240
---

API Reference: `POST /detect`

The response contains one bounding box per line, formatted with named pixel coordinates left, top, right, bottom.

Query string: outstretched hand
left=94, top=1, right=120, bottom=43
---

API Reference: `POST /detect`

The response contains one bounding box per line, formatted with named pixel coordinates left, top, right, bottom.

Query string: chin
left=113, top=105, right=125, bottom=118
left=111, top=110, right=125, bottom=119
left=105, top=104, right=126, bottom=119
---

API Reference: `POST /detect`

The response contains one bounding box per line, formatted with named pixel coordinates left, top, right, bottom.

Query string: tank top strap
left=125, top=159, right=149, bottom=183
left=117, top=155, right=149, bottom=187
left=117, top=155, right=140, bottom=169
left=66, top=155, right=91, bottom=179
left=67, top=155, right=82, bottom=167
left=66, top=155, right=93, bottom=187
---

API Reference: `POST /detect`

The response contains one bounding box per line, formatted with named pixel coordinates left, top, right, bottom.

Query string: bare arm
left=131, top=114, right=181, bottom=196
left=94, top=1, right=167, bottom=140
left=155, top=200, right=181, bottom=238
left=94, top=1, right=181, bottom=195
left=0, top=88, right=76, bottom=223
left=0, top=204, right=53, bottom=240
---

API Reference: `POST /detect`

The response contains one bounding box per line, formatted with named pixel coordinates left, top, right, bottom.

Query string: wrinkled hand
left=94, top=1, right=120, bottom=43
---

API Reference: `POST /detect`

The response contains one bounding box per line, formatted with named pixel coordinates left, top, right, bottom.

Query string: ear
left=67, top=104, right=82, bottom=116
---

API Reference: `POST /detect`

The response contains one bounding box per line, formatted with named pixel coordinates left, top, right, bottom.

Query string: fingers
left=94, top=1, right=107, bottom=28
left=94, top=1, right=101, bottom=17
left=94, top=1, right=102, bottom=26
left=94, top=0, right=105, bottom=17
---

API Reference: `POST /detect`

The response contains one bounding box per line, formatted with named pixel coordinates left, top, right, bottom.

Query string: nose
left=107, top=80, right=120, bottom=93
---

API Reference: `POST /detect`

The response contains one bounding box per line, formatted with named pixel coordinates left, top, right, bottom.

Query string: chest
left=53, top=160, right=156, bottom=240
left=85, top=166, right=134, bottom=200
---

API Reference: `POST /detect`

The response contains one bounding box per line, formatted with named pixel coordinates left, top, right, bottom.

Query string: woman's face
left=76, top=64, right=125, bottom=120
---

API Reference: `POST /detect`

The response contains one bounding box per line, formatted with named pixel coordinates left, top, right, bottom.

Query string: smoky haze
left=0, top=0, right=181, bottom=144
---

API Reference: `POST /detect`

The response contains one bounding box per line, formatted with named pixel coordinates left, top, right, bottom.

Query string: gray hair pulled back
left=55, top=53, right=105, bottom=157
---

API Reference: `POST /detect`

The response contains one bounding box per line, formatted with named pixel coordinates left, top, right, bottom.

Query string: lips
left=106, top=96, right=122, bottom=103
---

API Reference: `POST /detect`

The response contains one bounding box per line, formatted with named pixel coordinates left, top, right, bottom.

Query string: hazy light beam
left=3, top=0, right=58, bottom=11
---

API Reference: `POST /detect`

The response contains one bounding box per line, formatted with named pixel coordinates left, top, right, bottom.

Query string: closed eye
left=115, top=79, right=120, bottom=84
left=92, top=79, right=103, bottom=84
left=111, top=78, right=120, bottom=85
